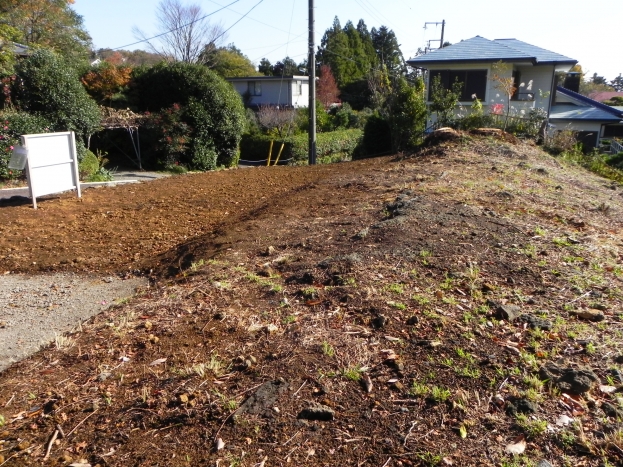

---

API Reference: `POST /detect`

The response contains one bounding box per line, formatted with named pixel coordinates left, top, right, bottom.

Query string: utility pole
left=424, top=20, right=445, bottom=51
left=308, top=0, right=317, bottom=165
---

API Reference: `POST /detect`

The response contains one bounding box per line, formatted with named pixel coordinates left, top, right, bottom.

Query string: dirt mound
left=1, top=137, right=623, bottom=467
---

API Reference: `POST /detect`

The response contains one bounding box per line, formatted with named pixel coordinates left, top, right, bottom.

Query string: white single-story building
left=226, top=75, right=309, bottom=108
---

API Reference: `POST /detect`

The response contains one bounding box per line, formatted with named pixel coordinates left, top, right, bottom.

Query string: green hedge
left=239, top=129, right=362, bottom=165
left=131, top=62, right=245, bottom=170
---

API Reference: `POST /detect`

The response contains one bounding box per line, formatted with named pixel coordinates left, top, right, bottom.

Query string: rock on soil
left=539, top=363, right=600, bottom=394
left=0, top=273, right=146, bottom=372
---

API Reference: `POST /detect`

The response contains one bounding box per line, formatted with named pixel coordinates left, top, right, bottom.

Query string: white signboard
left=21, top=131, right=81, bottom=209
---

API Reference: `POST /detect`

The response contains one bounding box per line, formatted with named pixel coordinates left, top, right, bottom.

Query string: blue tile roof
left=407, top=36, right=577, bottom=67
left=556, top=86, right=623, bottom=119
left=550, top=105, right=623, bottom=122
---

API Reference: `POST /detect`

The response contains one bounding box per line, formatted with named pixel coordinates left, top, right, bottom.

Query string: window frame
left=428, top=69, right=488, bottom=102
left=248, top=81, right=262, bottom=96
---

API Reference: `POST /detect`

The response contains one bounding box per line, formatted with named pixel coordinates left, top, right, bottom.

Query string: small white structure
left=14, top=131, right=81, bottom=209
left=226, top=75, right=309, bottom=108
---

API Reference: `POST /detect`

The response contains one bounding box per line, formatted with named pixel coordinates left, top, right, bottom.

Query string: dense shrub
left=12, top=49, right=100, bottom=159
left=0, top=111, right=51, bottom=179
left=78, top=149, right=113, bottom=182
left=353, top=115, right=392, bottom=159
left=239, top=129, right=362, bottom=164
left=130, top=62, right=245, bottom=170
left=386, top=77, right=427, bottom=151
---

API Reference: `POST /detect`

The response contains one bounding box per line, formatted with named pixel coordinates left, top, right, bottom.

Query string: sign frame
left=21, top=131, right=81, bottom=209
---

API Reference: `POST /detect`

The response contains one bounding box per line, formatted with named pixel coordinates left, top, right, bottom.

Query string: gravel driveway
left=0, top=273, right=146, bottom=372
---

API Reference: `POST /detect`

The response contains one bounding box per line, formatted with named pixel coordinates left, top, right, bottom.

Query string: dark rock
left=406, top=316, right=419, bottom=325
left=614, top=354, right=623, bottom=364
left=518, top=314, right=552, bottom=331
left=506, top=397, right=538, bottom=416
left=536, top=168, right=549, bottom=175
left=602, top=402, right=623, bottom=418
left=496, top=304, right=521, bottom=322
left=372, top=315, right=388, bottom=329
left=286, top=271, right=315, bottom=285
left=234, top=380, right=289, bottom=419
left=571, top=309, right=605, bottom=322
left=297, top=403, right=335, bottom=421
left=495, top=191, right=514, bottom=200
left=538, top=363, right=599, bottom=394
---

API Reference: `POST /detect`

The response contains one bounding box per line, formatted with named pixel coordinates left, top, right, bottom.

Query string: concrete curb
left=0, top=180, right=140, bottom=201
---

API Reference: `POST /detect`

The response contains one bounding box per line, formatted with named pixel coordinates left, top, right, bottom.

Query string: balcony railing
left=611, top=138, right=623, bottom=154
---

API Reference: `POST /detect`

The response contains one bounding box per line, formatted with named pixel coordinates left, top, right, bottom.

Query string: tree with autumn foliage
left=81, top=59, right=133, bottom=106
left=317, top=64, right=340, bottom=109
left=0, top=0, right=91, bottom=68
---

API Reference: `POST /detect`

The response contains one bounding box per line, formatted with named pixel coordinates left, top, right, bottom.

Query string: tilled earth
left=1, top=133, right=623, bottom=467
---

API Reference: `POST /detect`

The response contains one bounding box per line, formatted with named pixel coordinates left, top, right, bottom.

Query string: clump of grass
left=54, top=333, right=74, bottom=350
left=516, top=414, right=547, bottom=438
left=321, top=341, right=335, bottom=357
left=430, top=386, right=452, bottom=402
left=410, top=381, right=429, bottom=397
left=386, top=283, right=404, bottom=294
left=342, top=366, right=362, bottom=381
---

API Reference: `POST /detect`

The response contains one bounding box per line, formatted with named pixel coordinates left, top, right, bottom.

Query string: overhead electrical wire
left=209, top=0, right=265, bottom=46
left=206, top=0, right=300, bottom=35
left=112, top=0, right=241, bottom=50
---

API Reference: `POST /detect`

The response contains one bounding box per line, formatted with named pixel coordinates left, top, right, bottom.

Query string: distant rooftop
left=407, top=36, right=577, bottom=67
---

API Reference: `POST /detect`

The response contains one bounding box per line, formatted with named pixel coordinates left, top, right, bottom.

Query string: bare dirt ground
left=1, top=132, right=623, bottom=467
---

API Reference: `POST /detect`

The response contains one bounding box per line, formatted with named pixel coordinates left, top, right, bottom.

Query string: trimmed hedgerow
left=239, top=129, right=362, bottom=165
left=131, top=62, right=245, bottom=170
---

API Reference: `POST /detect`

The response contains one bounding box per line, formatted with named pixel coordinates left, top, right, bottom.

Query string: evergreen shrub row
left=239, top=129, right=362, bottom=165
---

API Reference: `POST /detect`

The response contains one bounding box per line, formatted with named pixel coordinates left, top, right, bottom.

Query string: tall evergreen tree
left=317, top=17, right=352, bottom=88
left=371, top=26, right=405, bottom=75
left=356, top=20, right=378, bottom=70
left=343, top=21, right=372, bottom=83
left=258, top=58, right=272, bottom=76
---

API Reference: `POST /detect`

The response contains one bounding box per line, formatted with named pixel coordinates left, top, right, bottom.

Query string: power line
left=206, top=0, right=300, bottom=36
left=209, top=0, right=265, bottom=46
left=112, top=0, right=241, bottom=50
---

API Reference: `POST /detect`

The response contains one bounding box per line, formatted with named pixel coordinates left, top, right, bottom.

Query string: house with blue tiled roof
left=407, top=36, right=623, bottom=150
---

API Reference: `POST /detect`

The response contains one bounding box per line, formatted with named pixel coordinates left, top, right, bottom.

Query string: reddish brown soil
left=1, top=135, right=623, bottom=467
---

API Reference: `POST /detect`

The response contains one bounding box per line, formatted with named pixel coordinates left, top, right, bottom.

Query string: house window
left=248, top=81, right=262, bottom=96
left=428, top=70, right=488, bottom=101
left=603, top=125, right=623, bottom=138
left=292, top=80, right=302, bottom=96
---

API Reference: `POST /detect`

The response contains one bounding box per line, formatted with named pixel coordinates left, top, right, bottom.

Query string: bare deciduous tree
left=133, top=0, right=224, bottom=64
left=257, top=106, right=297, bottom=139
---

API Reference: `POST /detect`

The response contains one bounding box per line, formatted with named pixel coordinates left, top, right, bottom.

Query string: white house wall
left=229, top=79, right=308, bottom=108
left=425, top=62, right=557, bottom=125
left=550, top=120, right=603, bottom=132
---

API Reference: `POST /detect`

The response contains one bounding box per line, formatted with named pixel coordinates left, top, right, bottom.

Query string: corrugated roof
left=407, top=36, right=576, bottom=66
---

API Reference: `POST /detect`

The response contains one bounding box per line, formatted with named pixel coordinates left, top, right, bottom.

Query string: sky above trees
left=71, top=0, right=621, bottom=81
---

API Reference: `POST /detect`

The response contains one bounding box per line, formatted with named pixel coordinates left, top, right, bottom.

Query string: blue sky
left=72, top=0, right=621, bottom=81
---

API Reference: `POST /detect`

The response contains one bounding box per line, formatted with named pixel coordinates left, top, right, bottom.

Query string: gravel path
left=0, top=273, right=147, bottom=372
